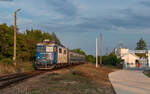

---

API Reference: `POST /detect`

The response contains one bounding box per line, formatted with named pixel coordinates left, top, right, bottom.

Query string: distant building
left=120, top=48, right=150, bottom=68
left=120, top=48, right=139, bottom=68
left=114, top=48, right=117, bottom=56
left=148, top=50, right=150, bottom=67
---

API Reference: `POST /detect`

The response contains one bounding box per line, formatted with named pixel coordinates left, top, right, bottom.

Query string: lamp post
left=96, top=38, right=98, bottom=68
left=100, top=33, right=103, bottom=67
left=13, top=8, right=21, bottom=65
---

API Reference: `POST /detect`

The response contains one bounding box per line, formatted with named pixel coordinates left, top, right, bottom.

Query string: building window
left=59, top=48, right=62, bottom=53
left=64, top=50, right=66, bottom=54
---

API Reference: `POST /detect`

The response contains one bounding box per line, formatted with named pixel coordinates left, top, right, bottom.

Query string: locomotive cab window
left=59, top=48, right=62, bottom=53
left=37, top=46, right=45, bottom=53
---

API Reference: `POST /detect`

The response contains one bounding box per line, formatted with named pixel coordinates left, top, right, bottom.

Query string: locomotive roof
left=37, top=42, right=66, bottom=49
left=37, top=40, right=85, bottom=56
left=37, top=42, right=55, bottom=46
left=37, top=40, right=65, bottom=47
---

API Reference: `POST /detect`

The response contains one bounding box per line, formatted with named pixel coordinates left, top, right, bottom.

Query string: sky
left=1, top=0, right=150, bottom=55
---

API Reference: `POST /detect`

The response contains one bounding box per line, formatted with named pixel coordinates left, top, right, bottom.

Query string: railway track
left=0, top=63, right=84, bottom=89
left=0, top=71, right=46, bottom=89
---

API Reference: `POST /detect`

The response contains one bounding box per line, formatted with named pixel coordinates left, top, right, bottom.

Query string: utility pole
left=13, top=8, right=21, bottom=65
left=106, top=48, right=108, bottom=56
left=100, top=33, right=103, bottom=66
left=96, top=38, right=98, bottom=68
left=120, top=41, right=123, bottom=48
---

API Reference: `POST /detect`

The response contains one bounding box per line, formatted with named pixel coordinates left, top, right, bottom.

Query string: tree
left=135, top=38, right=147, bottom=50
left=86, top=55, right=95, bottom=63
left=102, top=53, right=122, bottom=66
left=42, top=32, right=52, bottom=41
left=0, top=23, right=62, bottom=62
left=135, top=38, right=147, bottom=58
left=71, top=48, right=86, bottom=55
left=51, top=32, right=61, bottom=46
left=0, top=23, right=14, bottom=59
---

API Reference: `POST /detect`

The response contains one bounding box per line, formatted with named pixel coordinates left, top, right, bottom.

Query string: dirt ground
left=0, top=63, right=118, bottom=94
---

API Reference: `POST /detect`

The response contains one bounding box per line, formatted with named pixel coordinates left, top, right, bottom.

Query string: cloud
left=140, top=0, right=150, bottom=7
left=2, top=0, right=150, bottom=55
left=45, top=0, right=78, bottom=17
left=111, top=26, right=150, bottom=33
left=0, top=0, right=13, bottom=1
left=1, top=0, right=150, bottom=34
left=17, top=18, right=32, bottom=25
left=115, top=8, right=150, bottom=29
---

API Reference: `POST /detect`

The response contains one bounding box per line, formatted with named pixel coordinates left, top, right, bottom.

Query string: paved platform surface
left=109, top=70, right=150, bottom=94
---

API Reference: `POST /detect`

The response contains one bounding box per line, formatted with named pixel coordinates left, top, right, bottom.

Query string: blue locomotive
left=35, top=39, right=85, bottom=69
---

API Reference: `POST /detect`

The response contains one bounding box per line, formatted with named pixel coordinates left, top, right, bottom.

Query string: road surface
left=109, top=70, right=150, bottom=94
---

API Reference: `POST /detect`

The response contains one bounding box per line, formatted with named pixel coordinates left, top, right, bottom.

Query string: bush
left=86, top=55, right=95, bottom=63
left=102, top=53, right=122, bottom=66
left=0, top=58, right=13, bottom=66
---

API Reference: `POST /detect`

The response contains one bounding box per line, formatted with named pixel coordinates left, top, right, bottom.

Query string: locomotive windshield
left=37, top=46, right=45, bottom=53
left=46, top=46, right=53, bottom=52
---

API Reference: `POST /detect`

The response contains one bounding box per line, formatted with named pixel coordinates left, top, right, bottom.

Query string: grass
left=28, top=64, right=116, bottom=94
left=0, top=58, right=14, bottom=66
left=17, top=62, right=35, bottom=72
left=29, top=70, right=102, bottom=94
left=0, top=59, right=34, bottom=74
left=0, top=58, right=16, bottom=73
left=146, top=73, right=150, bottom=77
left=30, top=88, right=42, bottom=94
left=143, top=70, right=150, bottom=77
left=47, top=71, right=100, bottom=94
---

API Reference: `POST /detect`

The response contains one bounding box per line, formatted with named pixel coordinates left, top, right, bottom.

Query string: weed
left=30, top=88, right=42, bottom=94
left=0, top=58, right=13, bottom=66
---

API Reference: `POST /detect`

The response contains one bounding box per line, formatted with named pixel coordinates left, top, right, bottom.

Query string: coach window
left=64, top=50, right=66, bottom=54
left=59, top=48, right=62, bottom=53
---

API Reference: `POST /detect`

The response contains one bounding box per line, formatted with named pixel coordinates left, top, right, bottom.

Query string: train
left=34, top=39, right=85, bottom=69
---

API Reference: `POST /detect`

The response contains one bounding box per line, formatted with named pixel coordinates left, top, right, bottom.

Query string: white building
left=120, top=48, right=140, bottom=68
left=148, top=51, right=150, bottom=67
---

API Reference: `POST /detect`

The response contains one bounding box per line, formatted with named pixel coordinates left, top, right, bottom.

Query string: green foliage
left=51, top=32, right=61, bottom=46
left=0, top=23, right=14, bottom=60
left=102, top=53, right=122, bottom=66
left=85, top=53, right=122, bottom=66
left=0, top=23, right=62, bottom=62
left=71, top=48, right=86, bottom=55
left=135, top=38, right=147, bottom=58
left=135, top=38, right=147, bottom=50
left=135, top=53, right=147, bottom=58
left=42, top=32, right=52, bottom=41
left=86, top=55, right=95, bottom=63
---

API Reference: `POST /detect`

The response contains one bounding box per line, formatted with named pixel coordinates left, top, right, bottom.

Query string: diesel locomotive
left=34, top=39, right=85, bottom=69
